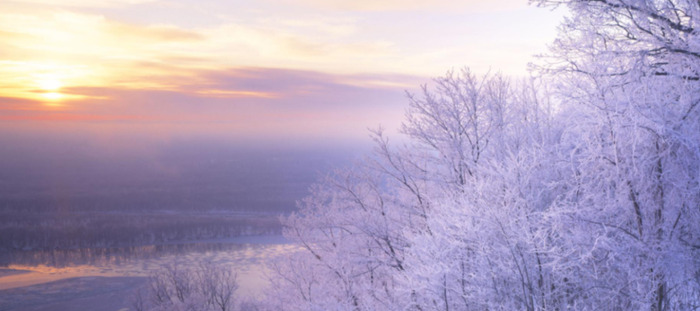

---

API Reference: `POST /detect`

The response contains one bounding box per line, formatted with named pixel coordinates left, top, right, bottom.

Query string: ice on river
left=0, top=235, right=300, bottom=310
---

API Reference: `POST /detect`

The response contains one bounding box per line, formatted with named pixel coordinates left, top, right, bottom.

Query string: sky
left=0, top=0, right=565, bottom=212
left=0, top=0, right=564, bottom=142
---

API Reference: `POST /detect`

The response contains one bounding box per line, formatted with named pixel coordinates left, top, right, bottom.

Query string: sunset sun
left=37, top=77, right=62, bottom=91
left=2, top=0, right=694, bottom=310
left=36, top=75, right=65, bottom=102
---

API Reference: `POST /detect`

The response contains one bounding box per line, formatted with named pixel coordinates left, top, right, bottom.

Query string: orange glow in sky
left=0, top=0, right=563, bottom=137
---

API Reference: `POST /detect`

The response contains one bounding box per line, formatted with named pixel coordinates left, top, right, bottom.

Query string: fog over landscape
left=1, top=0, right=699, bottom=311
left=0, top=126, right=363, bottom=214
left=0, top=122, right=372, bottom=252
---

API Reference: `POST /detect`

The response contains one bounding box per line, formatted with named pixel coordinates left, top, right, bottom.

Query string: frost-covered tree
left=531, top=0, right=700, bottom=309
left=262, top=71, right=565, bottom=310
left=261, top=1, right=699, bottom=310
left=266, top=159, right=414, bottom=310
left=397, top=74, right=566, bottom=311
left=133, top=264, right=239, bottom=311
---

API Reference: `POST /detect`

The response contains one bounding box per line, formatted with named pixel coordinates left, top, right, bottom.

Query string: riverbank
left=0, top=235, right=301, bottom=310
left=0, top=276, right=146, bottom=311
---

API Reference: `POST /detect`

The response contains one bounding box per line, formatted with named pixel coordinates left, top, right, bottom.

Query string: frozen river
left=0, top=235, right=299, bottom=310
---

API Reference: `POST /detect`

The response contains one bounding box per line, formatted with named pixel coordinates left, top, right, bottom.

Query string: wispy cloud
left=0, top=0, right=563, bottom=142
left=6, top=0, right=157, bottom=8
left=281, top=0, right=528, bottom=12
left=1, top=67, right=418, bottom=140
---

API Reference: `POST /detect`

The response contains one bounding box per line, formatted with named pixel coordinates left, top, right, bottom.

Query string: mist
left=0, top=122, right=370, bottom=214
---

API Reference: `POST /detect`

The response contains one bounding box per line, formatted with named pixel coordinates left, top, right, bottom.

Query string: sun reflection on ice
left=0, top=238, right=303, bottom=296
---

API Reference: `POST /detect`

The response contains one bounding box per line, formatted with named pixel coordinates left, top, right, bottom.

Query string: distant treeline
left=1, top=239, right=252, bottom=267
left=0, top=210, right=281, bottom=252
left=0, top=192, right=299, bottom=214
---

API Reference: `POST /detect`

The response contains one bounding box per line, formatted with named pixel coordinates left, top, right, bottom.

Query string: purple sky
left=0, top=0, right=563, bottom=143
left=0, top=1, right=565, bottom=213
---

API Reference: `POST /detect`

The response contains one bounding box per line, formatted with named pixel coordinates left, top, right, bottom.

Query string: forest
left=261, top=0, right=700, bottom=310
left=134, top=0, right=700, bottom=310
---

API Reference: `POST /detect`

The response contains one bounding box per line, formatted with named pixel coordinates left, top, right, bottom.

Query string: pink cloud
left=3, top=67, right=422, bottom=140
